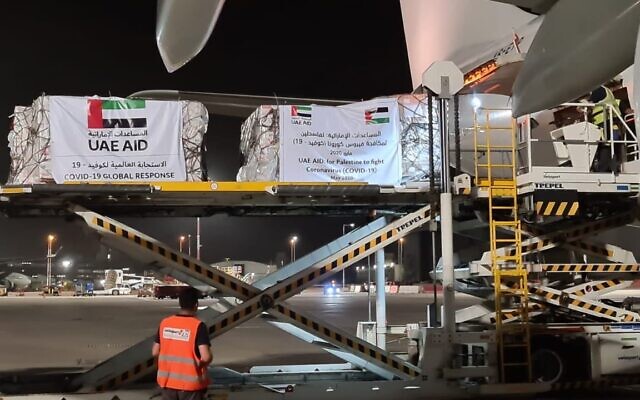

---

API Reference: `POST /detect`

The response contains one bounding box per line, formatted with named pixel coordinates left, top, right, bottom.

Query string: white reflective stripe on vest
left=158, top=354, right=199, bottom=365
left=157, top=370, right=205, bottom=382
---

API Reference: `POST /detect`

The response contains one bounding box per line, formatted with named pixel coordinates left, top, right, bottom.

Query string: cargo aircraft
left=138, top=0, right=640, bottom=133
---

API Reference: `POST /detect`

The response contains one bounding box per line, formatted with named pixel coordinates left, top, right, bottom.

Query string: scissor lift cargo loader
left=440, top=105, right=640, bottom=389
left=458, top=189, right=640, bottom=322
left=0, top=182, right=551, bottom=399
left=7, top=100, right=640, bottom=397
left=57, top=201, right=519, bottom=399
left=70, top=203, right=432, bottom=391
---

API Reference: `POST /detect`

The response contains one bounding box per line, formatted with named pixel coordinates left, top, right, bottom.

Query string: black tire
left=112, top=290, right=120, bottom=296
left=532, top=348, right=563, bottom=383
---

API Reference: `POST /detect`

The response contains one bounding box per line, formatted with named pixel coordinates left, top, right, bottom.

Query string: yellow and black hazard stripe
left=490, top=303, right=545, bottom=324
left=269, top=229, right=400, bottom=302
left=264, top=205, right=435, bottom=304
left=96, top=358, right=157, bottom=392
left=506, top=212, right=633, bottom=257
left=569, top=241, right=614, bottom=258
left=85, top=206, right=432, bottom=390
left=273, top=304, right=421, bottom=378
left=508, top=238, right=554, bottom=256
left=535, top=200, right=579, bottom=217
left=552, top=375, right=640, bottom=391
left=571, top=280, right=623, bottom=297
left=534, top=189, right=579, bottom=217
left=530, top=286, right=639, bottom=322
left=93, top=216, right=257, bottom=299
left=94, top=206, right=418, bottom=319
left=566, top=212, right=635, bottom=239
left=542, top=264, right=638, bottom=273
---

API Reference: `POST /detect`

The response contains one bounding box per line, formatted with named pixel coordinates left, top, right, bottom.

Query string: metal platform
left=0, top=182, right=434, bottom=217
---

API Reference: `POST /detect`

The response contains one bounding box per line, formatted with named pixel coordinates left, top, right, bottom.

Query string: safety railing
left=517, top=102, right=639, bottom=175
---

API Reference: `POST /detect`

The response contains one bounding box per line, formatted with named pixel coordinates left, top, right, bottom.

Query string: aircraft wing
left=156, top=0, right=226, bottom=72
left=491, top=0, right=557, bottom=15
left=512, top=0, right=640, bottom=116
left=128, top=90, right=353, bottom=118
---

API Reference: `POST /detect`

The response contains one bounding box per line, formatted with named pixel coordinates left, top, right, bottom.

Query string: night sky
left=0, top=1, right=413, bottom=271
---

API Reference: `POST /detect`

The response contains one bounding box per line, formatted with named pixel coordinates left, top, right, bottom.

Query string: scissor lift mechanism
left=65, top=202, right=433, bottom=391
left=3, top=183, right=640, bottom=395
left=466, top=105, right=640, bottom=329
left=462, top=207, right=640, bottom=325
left=0, top=182, right=444, bottom=395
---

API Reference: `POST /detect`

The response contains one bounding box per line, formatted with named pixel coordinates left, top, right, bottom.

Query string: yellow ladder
left=474, top=108, right=532, bottom=383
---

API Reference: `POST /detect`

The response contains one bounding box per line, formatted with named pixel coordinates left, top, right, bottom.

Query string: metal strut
left=70, top=204, right=433, bottom=391
left=479, top=210, right=636, bottom=266
left=529, top=285, right=640, bottom=322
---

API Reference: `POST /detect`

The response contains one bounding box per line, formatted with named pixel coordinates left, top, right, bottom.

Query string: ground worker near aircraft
left=153, top=287, right=212, bottom=400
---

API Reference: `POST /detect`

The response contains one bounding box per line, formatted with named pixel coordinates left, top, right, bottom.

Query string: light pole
left=398, top=237, right=405, bottom=265
left=179, top=235, right=186, bottom=253
left=342, top=223, right=355, bottom=288
left=46, top=234, right=55, bottom=293
left=196, top=217, right=201, bottom=260
left=367, top=255, right=372, bottom=321
left=289, top=236, right=298, bottom=262
left=188, top=234, right=192, bottom=256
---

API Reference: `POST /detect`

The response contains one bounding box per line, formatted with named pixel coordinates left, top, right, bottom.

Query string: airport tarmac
left=0, top=291, right=475, bottom=374
left=3, top=292, right=640, bottom=398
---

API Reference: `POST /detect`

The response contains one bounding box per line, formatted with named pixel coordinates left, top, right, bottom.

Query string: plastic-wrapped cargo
left=7, top=95, right=208, bottom=184
left=237, top=105, right=280, bottom=182
left=396, top=94, right=441, bottom=186
left=7, top=96, right=51, bottom=185
left=236, top=94, right=441, bottom=186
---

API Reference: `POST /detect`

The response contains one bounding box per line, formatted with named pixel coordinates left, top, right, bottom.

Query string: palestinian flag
left=87, top=99, right=147, bottom=129
left=365, top=107, right=390, bottom=125
left=291, top=105, right=312, bottom=119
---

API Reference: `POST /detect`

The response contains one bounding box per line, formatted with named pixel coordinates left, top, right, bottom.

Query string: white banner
left=279, top=98, right=401, bottom=185
left=49, top=96, right=185, bottom=183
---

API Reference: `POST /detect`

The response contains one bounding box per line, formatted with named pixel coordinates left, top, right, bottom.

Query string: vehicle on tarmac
left=74, top=281, right=95, bottom=296
left=93, top=283, right=131, bottom=296
left=323, top=280, right=341, bottom=296
left=154, top=284, right=204, bottom=299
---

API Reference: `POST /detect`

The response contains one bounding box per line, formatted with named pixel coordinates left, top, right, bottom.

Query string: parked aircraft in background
left=0, top=271, right=32, bottom=291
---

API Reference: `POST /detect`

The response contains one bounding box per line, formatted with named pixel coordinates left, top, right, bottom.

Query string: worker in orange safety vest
left=153, top=287, right=212, bottom=400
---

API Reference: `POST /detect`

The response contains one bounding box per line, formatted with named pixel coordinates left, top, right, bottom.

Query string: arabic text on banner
left=279, top=98, right=401, bottom=185
left=49, top=96, right=186, bottom=183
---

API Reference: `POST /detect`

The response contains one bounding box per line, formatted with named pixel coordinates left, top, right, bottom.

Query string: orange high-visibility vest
left=157, top=315, right=209, bottom=391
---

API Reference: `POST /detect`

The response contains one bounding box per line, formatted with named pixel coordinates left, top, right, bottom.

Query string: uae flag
left=364, top=107, right=390, bottom=124
left=291, top=105, right=312, bottom=119
left=87, top=99, right=147, bottom=129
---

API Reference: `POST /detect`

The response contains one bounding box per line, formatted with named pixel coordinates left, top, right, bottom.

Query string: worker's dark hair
left=590, top=86, right=606, bottom=103
left=179, top=287, right=199, bottom=310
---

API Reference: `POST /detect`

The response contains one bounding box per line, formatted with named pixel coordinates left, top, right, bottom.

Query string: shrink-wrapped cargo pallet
left=7, top=95, right=208, bottom=184
left=237, top=94, right=441, bottom=186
